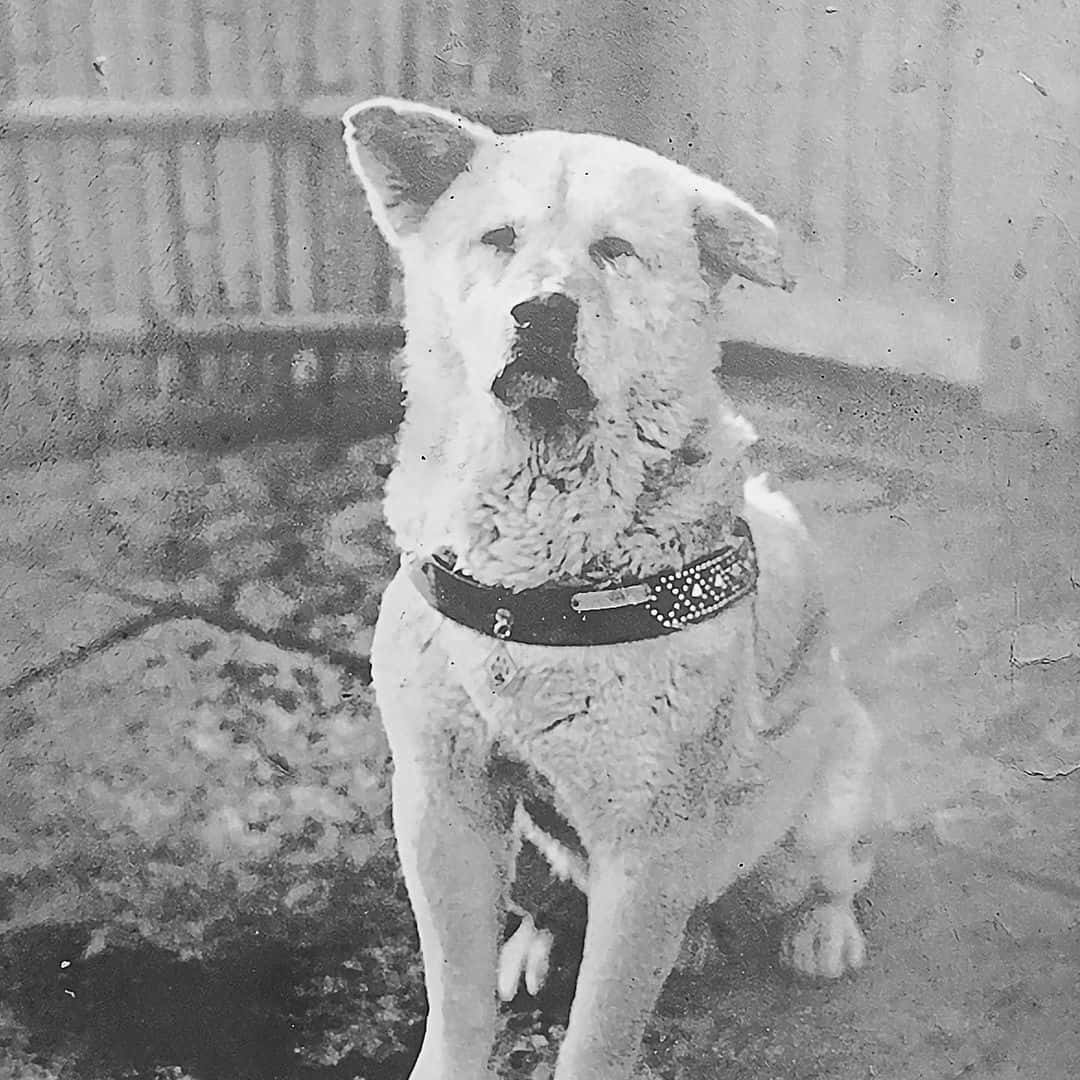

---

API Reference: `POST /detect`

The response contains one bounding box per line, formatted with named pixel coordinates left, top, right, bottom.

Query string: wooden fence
left=0, top=0, right=537, bottom=461
left=2, top=0, right=1077, bottom=460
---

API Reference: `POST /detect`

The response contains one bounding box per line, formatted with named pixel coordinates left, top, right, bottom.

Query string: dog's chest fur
left=385, top=384, right=755, bottom=591
left=375, top=565, right=823, bottom=855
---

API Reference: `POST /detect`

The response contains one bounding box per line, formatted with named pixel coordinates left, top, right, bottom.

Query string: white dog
left=344, top=97, right=879, bottom=1080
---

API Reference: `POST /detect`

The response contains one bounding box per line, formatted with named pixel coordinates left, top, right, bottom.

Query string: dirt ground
left=1, top=361, right=1077, bottom=1078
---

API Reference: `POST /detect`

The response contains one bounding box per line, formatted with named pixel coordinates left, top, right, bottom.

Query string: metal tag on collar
left=570, top=583, right=653, bottom=612
left=486, top=645, right=521, bottom=695
left=492, top=607, right=514, bottom=639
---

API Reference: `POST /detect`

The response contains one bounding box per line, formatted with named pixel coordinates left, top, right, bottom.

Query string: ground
left=0, top=357, right=1077, bottom=1079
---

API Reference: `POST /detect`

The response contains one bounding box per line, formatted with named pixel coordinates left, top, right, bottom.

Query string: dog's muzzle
left=491, top=293, right=596, bottom=428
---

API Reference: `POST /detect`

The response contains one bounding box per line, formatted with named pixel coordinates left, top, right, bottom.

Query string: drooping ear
left=691, top=179, right=796, bottom=292
left=342, top=97, right=495, bottom=246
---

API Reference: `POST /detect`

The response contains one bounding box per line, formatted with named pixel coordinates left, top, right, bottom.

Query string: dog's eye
left=481, top=225, right=517, bottom=253
left=590, top=236, right=636, bottom=266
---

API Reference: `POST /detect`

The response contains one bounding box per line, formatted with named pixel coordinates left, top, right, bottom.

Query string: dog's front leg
left=373, top=608, right=510, bottom=1078
left=555, top=849, right=695, bottom=1080
left=391, top=753, right=508, bottom=1080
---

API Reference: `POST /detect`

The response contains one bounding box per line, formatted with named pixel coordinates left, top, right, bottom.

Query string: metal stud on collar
left=643, top=540, right=757, bottom=630
left=492, top=607, right=514, bottom=640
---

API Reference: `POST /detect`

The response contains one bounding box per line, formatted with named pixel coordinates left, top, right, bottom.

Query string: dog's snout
left=509, top=292, right=580, bottom=379
left=492, top=290, right=593, bottom=424
left=511, top=293, right=579, bottom=333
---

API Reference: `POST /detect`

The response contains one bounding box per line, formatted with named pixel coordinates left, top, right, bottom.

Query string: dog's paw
left=498, top=913, right=554, bottom=1000
left=781, top=902, right=866, bottom=978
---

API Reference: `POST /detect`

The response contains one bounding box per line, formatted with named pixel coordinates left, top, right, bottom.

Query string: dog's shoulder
left=740, top=474, right=832, bottom=691
left=741, top=473, right=813, bottom=566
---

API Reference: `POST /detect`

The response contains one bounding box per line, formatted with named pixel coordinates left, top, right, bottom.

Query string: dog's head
left=343, top=97, right=793, bottom=446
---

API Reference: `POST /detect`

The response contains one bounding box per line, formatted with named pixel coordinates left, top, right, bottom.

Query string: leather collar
left=408, top=518, right=758, bottom=647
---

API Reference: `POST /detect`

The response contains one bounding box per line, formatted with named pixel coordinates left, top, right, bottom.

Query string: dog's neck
left=384, top=374, right=756, bottom=590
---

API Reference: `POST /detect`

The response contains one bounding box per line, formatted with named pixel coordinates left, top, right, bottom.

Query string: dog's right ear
left=690, top=178, right=796, bottom=293
left=342, top=97, right=495, bottom=247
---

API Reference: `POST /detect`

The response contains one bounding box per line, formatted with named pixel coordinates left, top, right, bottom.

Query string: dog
left=343, top=97, right=880, bottom=1080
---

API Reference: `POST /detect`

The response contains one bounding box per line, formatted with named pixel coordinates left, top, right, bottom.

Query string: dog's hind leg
left=772, top=693, right=879, bottom=979
left=554, top=849, right=696, bottom=1080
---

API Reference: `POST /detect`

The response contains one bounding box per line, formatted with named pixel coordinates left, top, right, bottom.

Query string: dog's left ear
left=691, top=181, right=796, bottom=292
left=342, top=97, right=496, bottom=246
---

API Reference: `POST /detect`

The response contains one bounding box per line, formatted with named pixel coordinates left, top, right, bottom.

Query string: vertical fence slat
left=846, top=0, right=893, bottom=292
left=794, top=0, right=819, bottom=261
left=809, top=7, right=847, bottom=284
left=215, top=139, right=258, bottom=311
left=88, top=0, right=134, bottom=98
left=306, top=135, right=330, bottom=313
left=143, top=149, right=180, bottom=314
left=749, top=0, right=778, bottom=197
left=4, top=355, right=35, bottom=414
left=398, top=0, right=420, bottom=99
left=172, top=0, right=218, bottom=325
left=249, top=142, right=277, bottom=313
left=24, top=138, right=75, bottom=320
left=344, top=0, right=381, bottom=97
left=84, top=0, right=128, bottom=423
left=205, top=0, right=255, bottom=311
left=378, top=0, right=403, bottom=95
left=414, top=0, right=445, bottom=100
left=0, top=0, right=13, bottom=101
left=313, top=0, right=347, bottom=90
left=103, top=139, right=148, bottom=318
left=3, top=143, right=34, bottom=320
left=50, top=10, right=112, bottom=328
left=285, top=144, right=314, bottom=313
left=49, top=0, right=95, bottom=98
left=280, top=1, right=304, bottom=98
left=167, top=0, right=198, bottom=98
left=245, top=1, right=277, bottom=101
left=841, top=8, right=863, bottom=288
left=133, top=0, right=177, bottom=406
left=887, top=2, right=937, bottom=288
left=64, top=135, right=116, bottom=317
left=757, top=2, right=803, bottom=226
left=130, top=0, right=167, bottom=97
left=0, top=142, right=23, bottom=319
left=8, top=0, right=47, bottom=98
left=180, top=142, right=221, bottom=316
left=718, top=0, right=759, bottom=196
left=269, top=138, right=291, bottom=312
left=493, top=0, right=521, bottom=95
left=441, top=0, right=470, bottom=99
left=934, top=0, right=960, bottom=301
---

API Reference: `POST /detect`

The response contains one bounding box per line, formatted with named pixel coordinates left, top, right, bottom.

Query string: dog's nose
left=492, top=289, right=593, bottom=422
left=511, top=293, right=579, bottom=334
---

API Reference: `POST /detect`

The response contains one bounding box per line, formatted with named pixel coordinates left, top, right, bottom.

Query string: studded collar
left=407, top=518, right=758, bottom=647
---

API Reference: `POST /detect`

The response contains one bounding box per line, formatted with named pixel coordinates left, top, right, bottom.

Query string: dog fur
left=344, top=97, right=880, bottom=1080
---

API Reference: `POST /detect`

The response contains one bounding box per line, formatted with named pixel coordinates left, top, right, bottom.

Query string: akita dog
left=343, top=97, right=879, bottom=1080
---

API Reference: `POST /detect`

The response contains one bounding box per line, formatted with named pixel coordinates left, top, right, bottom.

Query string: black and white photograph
left=0, top=2, right=1077, bottom=1078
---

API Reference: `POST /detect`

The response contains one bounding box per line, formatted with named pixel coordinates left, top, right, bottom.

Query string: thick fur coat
left=344, top=98, right=880, bottom=1080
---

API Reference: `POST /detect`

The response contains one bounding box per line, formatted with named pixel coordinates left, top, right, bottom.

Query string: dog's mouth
left=491, top=292, right=596, bottom=431
left=490, top=364, right=597, bottom=430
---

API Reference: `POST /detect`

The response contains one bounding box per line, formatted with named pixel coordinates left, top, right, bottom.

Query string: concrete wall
left=527, top=0, right=1080, bottom=429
